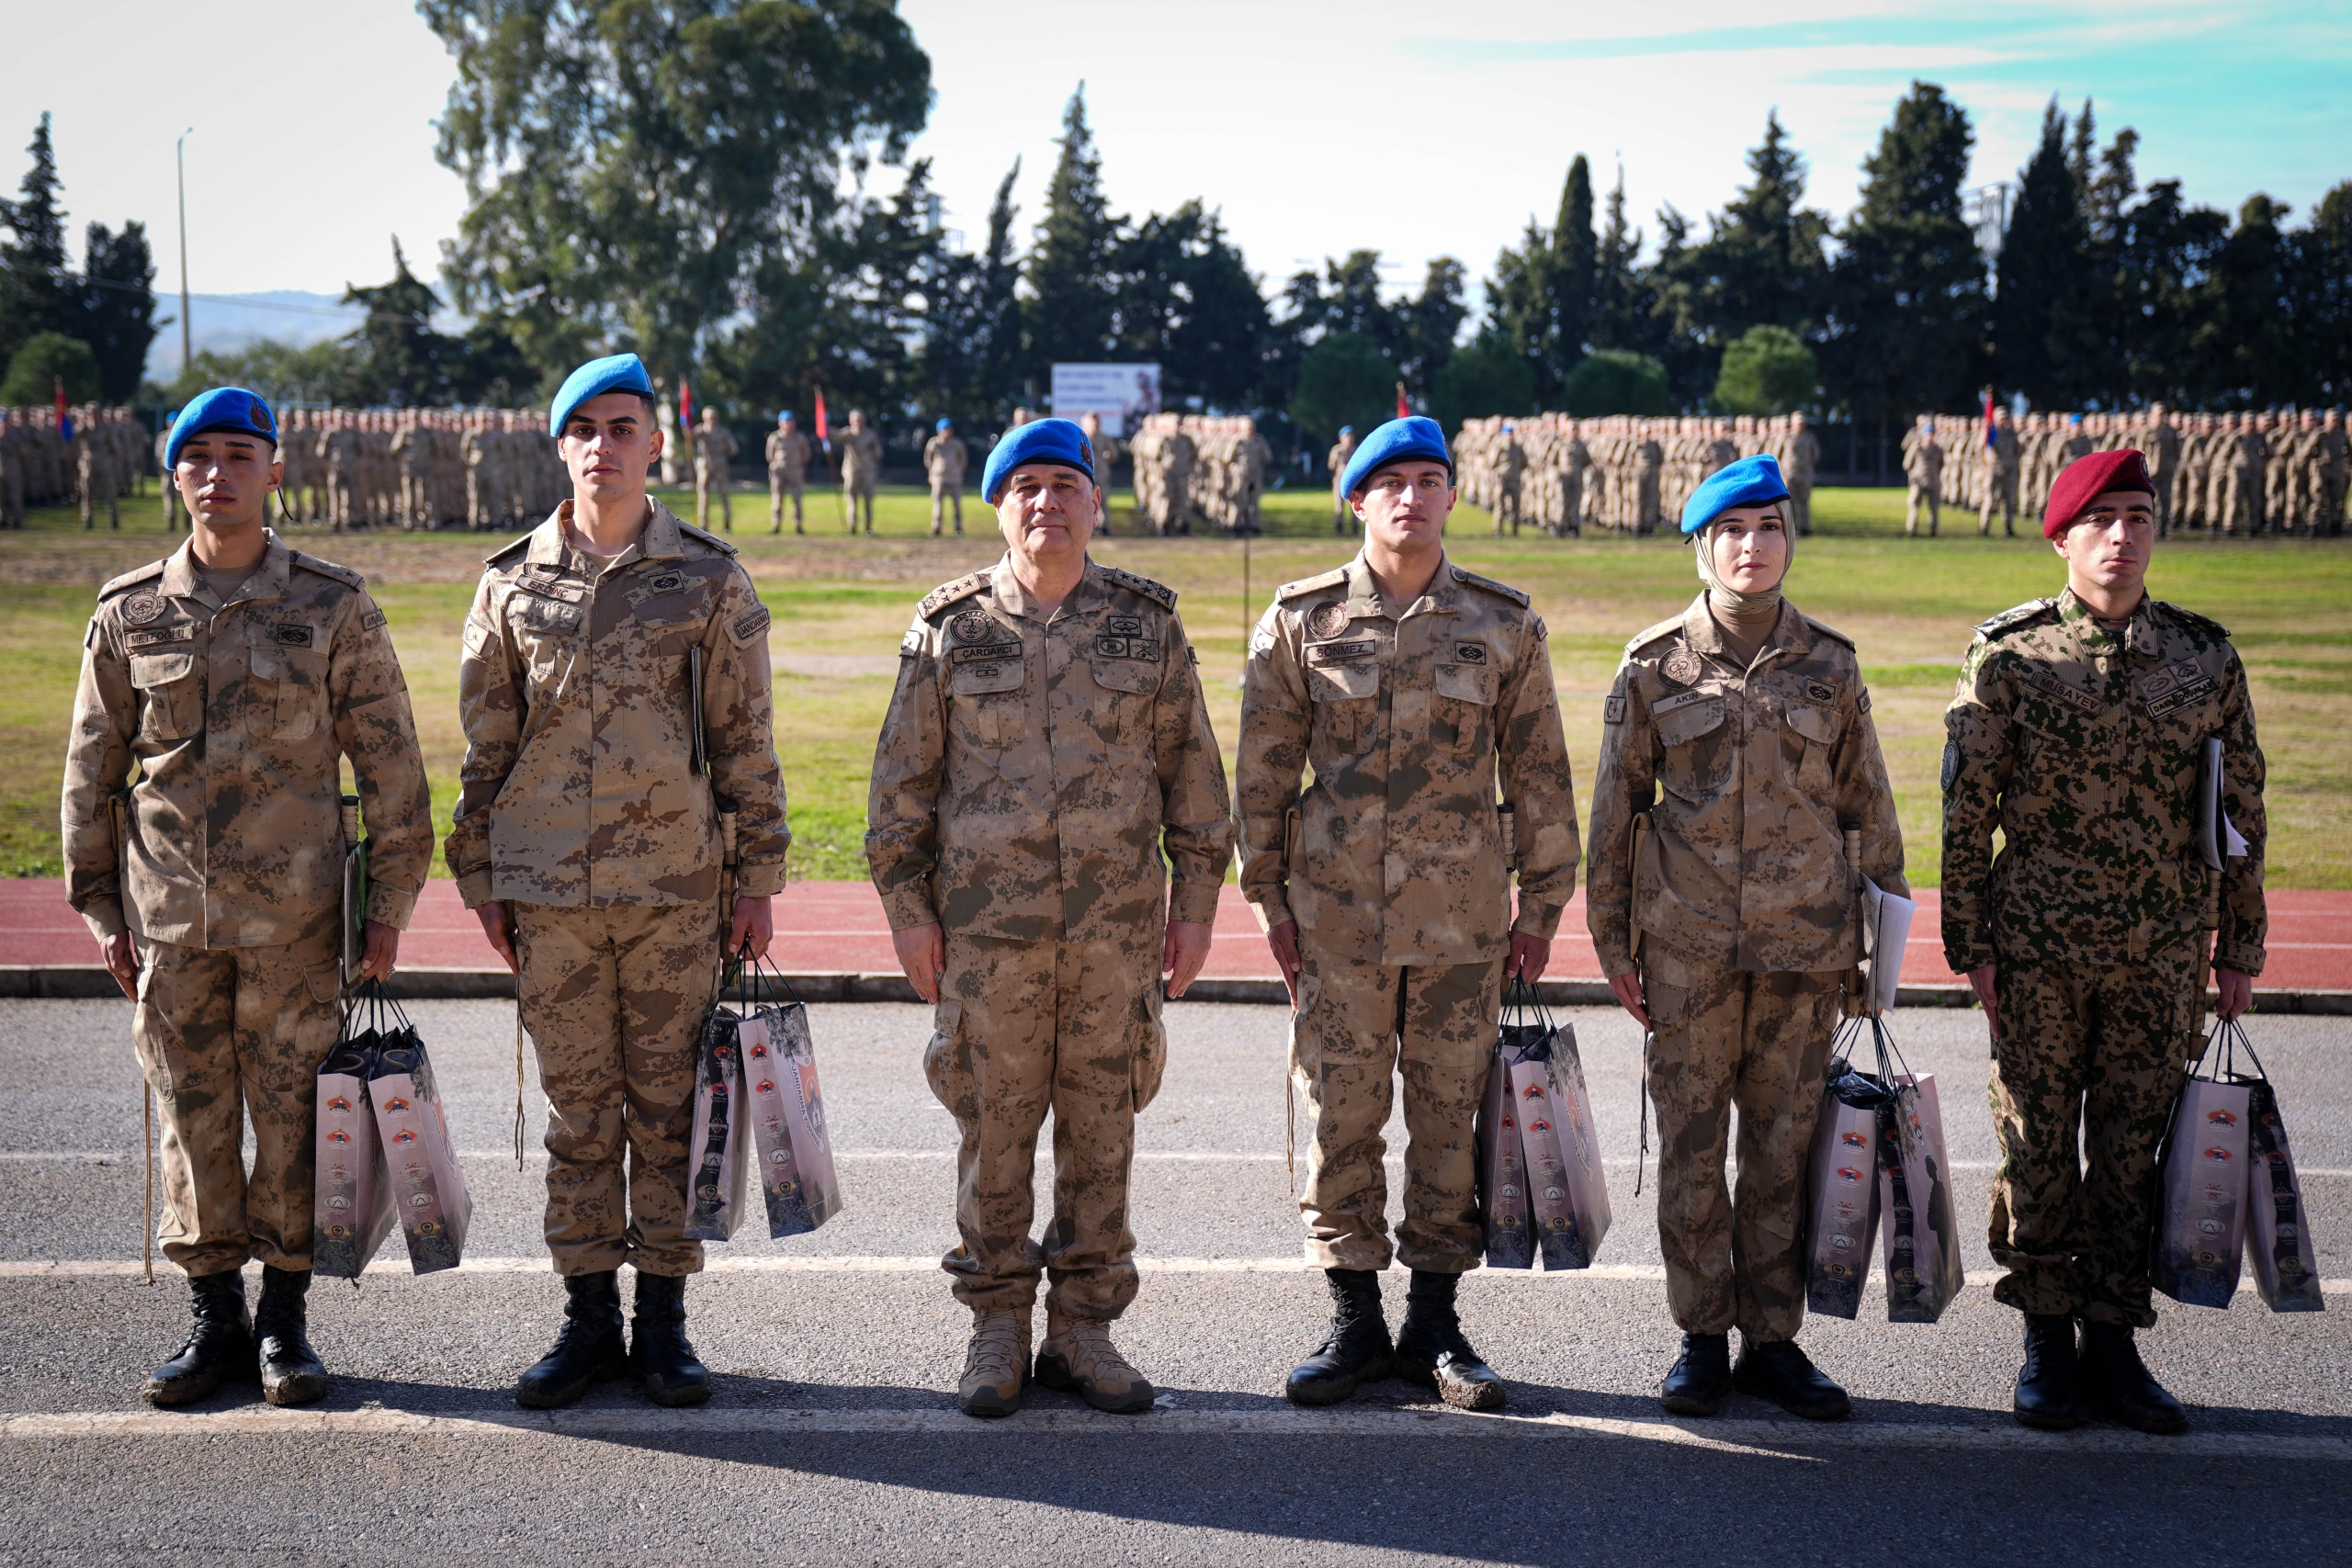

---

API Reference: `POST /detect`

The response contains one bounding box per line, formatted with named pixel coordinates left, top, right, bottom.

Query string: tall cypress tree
left=978, top=158, right=1023, bottom=411
left=1023, top=85, right=1119, bottom=375
left=1992, top=101, right=2085, bottom=407
left=1551, top=154, right=1596, bottom=378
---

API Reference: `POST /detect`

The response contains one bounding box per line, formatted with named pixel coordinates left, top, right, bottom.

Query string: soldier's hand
left=1265, top=920, right=1303, bottom=1007
left=477, top=900, right=520, bottom=975
left=1967, top=963, right=2000, bottom=1040
left=1163, top=919, right=1214, bottom=1000
left=729, top=895, right=775, bottom=962
left=893, top=921, right=946, bottom=1005
left=1607, top=972, right=1650, bottom=1030
left=356, top=920, right=402, bottom=984
left=2214, top=964, right=2254, bottom=1021
left=1507, top=931, right=1550, bottom=985
left=98, top=930, right=139, bottom=1000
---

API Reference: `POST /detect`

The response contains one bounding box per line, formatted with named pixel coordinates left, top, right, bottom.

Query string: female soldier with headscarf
left=1586, top=455, right=1908, bottom=1422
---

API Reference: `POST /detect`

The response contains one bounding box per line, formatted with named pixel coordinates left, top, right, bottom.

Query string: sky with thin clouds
left=11, top=0, right=2348, bottom=321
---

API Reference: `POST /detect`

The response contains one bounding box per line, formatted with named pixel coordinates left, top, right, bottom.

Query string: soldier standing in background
left=923, top=417, right=968, bottom=536
left=2319, top=408, right=2349, bottom=537
left=693, top=405, right=740, bottom=534
left=61, top=387, right=432, bottom=1408
left=840, top=410, right=882, bottom=535
left=1980, top=406, right=2020, bottom=537
left=1904, top=417, right=1944, bottom=536
left=1238, top=417, right=1581, bottom=1413
left=78, top=414, right=120, bottom=530
left=766, top=412, right=810, bottom=535
left=1588, top=454, right=1905, bottom=1424
left=1943, top=448, right=2265, bottom=1435
left=1079, top=413, right=1119, bottom=533
left=2143, top=404, right=2180, bottom=537
left=1784, top=412, right=1821, bottom=536
left=448, top=354, right=789, bottom=1412
left=1327, top=425, right=1358, bottom=535
left=1492, top=423, right=1526, bottom=536
left=867, top=418, right=1232, bottom=1420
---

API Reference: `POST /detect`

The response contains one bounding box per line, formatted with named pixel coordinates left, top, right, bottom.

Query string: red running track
left=5, top=878, right=2348, bottom=992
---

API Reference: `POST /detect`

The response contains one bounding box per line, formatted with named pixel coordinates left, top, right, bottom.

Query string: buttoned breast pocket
left=249, top=643, right=329, bottom=741
left=1784, top=703, right=1842, bottom=796
left=1433, top=663, right=1498, bottom=754
left=1090, top=657, right=1159, bottom=746
left=1306, top=657, right=1380, bottom=753
left=1653, top=696, right=1730, bottom=801
left=948, top=656, right=1026, bottom=750
left=129, top=651, right=202, bottom=742
left=506, top=589, right=582, bottom=673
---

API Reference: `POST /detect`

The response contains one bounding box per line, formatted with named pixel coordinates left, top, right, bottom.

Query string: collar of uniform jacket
left=2055, top=585, right=2162, bottom=659
left=159, top=528, right=294, bottom=611
left=1342, top=550, right=1463, bottom=622
left=987, top=554, right=1120, bottom=624
left=528, top=496, right=691, bottom=572
left=1673, top=592, right=1807, bottom=668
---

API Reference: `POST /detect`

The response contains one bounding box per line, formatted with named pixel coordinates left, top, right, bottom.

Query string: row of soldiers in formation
left=1125, top=413, right=1272, bottom=536
left=1442, top=414, right=1829, bottom=537
left=0, top=405, right=149, bottom=529
left=1901, top=407, right=2351, bottom=538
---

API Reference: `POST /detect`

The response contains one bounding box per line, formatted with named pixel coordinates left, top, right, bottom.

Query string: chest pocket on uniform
left=1433, top=663, right=1498, bottom=753
left=1306, top=658, right=1380, bottom=752
left=129, top=651, right=202, bottom=742
left=1090, top=658, right=1159, bottom=746
left=1653, top=696, right=1730, bottom=801
left=250, top=643, right=329, bottom=741
left=949, top=656, right=1026, bottom=750
left=1784, top=703, right=1841, bottom=796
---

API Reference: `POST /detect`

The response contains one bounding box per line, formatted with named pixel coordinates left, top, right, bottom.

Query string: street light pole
left=175, top=128, right=194, bottom=375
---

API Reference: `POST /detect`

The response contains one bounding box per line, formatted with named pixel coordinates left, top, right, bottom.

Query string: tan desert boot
left=957, top=1307, right=1031, bottom=1418
left=1035, top=1308, right=1155, bottom=1414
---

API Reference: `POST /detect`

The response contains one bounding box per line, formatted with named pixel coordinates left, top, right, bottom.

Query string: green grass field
left=6, top=479, right=2346, bottom=886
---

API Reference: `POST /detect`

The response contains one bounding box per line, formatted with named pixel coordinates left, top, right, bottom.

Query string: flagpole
left=175, top=129, right=195, bottom=375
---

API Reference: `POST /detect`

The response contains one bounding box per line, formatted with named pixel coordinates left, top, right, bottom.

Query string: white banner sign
left=1049, top=363, right=1161, bottom=437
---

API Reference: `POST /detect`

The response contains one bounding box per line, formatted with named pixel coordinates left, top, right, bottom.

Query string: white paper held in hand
left=1861, top=878, right=1917, bottom=1014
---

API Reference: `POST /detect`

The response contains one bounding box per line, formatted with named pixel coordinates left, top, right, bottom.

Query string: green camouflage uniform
left=1942, top=589, right=2267, bottom=1326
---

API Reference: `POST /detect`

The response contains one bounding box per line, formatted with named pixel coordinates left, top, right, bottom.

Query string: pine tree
left=78, top=220, right=157, bottom=402
left=978, top=159, right=1023, bottom=412
left=1550, top=154, right=1596, bottom=377
left=1023, top=85, right=1119, bottom=374
left=0, top=113, right=71, bottom=364
left=1992, top=101, right=2086, bottom=407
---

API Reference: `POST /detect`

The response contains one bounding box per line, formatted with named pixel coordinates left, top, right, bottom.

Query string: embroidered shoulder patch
left=951, top=609, right=996, bottom=644
left=361, top=608, right=387, bottom=631
left=729, top=606, right=772, bottom=645
left=1660, top=648, right=1702, bottom=687
left=1603, top=694, right=1627, bottom=725
left=1857, top=687, right=1871, bottom=716
left=1306, top=603, right=1349, bottom=639
left=120, top=592, right=165, bottom=626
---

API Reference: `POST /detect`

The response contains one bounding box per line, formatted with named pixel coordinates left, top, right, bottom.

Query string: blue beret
left=1679, top=454, right=1792, bottom=535
left=936, top=417, right=954, bottom=432
left=164, top=388, right=276, bottom=469
left=980, top=417, right=1094, bottom=503
left=1337, top=416, right=1452, bottom=499
left=548, top=353, right=654, bottom=436
left=1337, top=424, right=1353, bottom=436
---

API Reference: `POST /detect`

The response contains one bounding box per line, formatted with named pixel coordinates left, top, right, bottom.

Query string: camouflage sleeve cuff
left=881, top=884, right=939, bottom=932
left=2213, top=942, right=2265, bottom=978
left=733, top=862, right=787, bottom=899
left=1511, top=898, right=1565, bottom=942
left=364, top=882, right=419, bottom=931
left=1169, top=880, right=1223, bottom=927
left=1247, top=886, right=1294, bottom=931
left=455, top=870, right=496, bottom=910
left=77, top=899, right=128, bottom=942
left=1942, top=942, right=1996, bottom=974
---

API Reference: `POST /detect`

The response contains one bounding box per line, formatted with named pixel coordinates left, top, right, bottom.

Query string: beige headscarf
left=1692, top=516, right=1791, bottom=617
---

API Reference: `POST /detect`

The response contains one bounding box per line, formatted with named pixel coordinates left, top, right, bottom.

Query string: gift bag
left=2152, top=1019, right=2259, bottom=1309
left=683, top=995, right=750, bottom=1243
left=1880, top=1070, right=1964, bottom=1324
left=361, top=987, right=473, bottom=1275
left=1475, top=1033, right=1534, bottom=1270
left=2245, top=1069, right=2324, bottom=1314
left=1501, top=985, right=1611, bottom=1270
left=313, top=1021, right=394, bottom=1280
left=735, top=962, right=843, bottom=1238
left=1803, top=1021, right=1889, bottom=1319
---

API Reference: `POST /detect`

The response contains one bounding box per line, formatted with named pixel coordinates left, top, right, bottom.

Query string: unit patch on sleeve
left=729, top=606, right=773, bottom=645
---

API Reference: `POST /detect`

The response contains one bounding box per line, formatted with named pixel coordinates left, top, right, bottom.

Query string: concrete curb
left=4, top=965, right=2347, bottom=1013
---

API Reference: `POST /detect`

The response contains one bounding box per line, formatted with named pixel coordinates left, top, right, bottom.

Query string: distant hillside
left=144, top=290, right=456, bottom=381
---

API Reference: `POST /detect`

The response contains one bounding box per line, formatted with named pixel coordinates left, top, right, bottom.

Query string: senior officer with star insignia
left=867, top=417, right=1234, bottom=1420
left=1235, top=416, right=1582, bottom=1412
left=1944, top=446, right=2267, bottom=1435
left=61, top=387, right=434, bottom=1409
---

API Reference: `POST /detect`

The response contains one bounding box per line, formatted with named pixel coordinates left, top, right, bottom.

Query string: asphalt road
left=3, top=998, right=2347, bottom=1566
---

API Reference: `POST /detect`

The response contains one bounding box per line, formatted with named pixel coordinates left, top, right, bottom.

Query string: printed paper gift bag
left=360, top=987, right=473, bottom=1275
left=734, top=962, right=843, bottom=1239
left=312, top=1021, right=393, bottom=1280
left=1880, top=1071, right=1964, bottom=1324
left=1804, top=1024, right=1889, bottom=1319
left=1476, top=1028, right=1534, bottom=1270
left=683, top=996, right=751, bottom=1243
left=2151, top=1018, right=2273, bottom=1311
left=1500, top=984, right=1611, bottom=1270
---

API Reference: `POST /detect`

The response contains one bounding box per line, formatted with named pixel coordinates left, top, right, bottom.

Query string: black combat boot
left=254, top=1266, right=330, bottom=1407
left=1392, top=1270, right=1506, bottom=1411
left=515, top=1270, right=628, bottom=1409
left=2012, top=1313, right=2083, bottom=1430
left=1731, top=1337, right=1851, bottom=1421
left=1658, top=1331, right=1732, bottom=1417
left=629, top=1271, right=711, bottom=1407
left=1284, top=1269, right=1393, bottom=1407
left=2077, top=1321, right=2188, bottom=1434
left=143, top=1269, right=254, bottom=1407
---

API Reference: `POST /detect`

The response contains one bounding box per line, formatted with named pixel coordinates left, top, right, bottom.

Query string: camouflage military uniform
left=840, top=426, right=883, bottom=535
left=1236, top=556, right=1581, bottom=1273
left=1979, top=423, right=2020, bottom=536
left=1942, top=590, right=2267, bottom=1328
left=61, top=534, right=432, bottom=1275
left=693, top=422, right=739, bottom=533
left=922, top=430, right=967, bottom=536
left=1326, top=438, right=1358, bottom=534
left=1904, top=428, right=1944, bottom=536
left=867, top=558, right=1232, bottom=1320
left=1492, top=434, right=1525, bottom=536
left=765, top=426, right=810, bottom=532
left=1588, top=595, right=1905, bottom=1341
left=447, top=498, right=789, bottom=1277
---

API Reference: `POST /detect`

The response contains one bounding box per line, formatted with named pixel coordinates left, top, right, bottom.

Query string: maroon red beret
left=2043, top=447, right=2154, bottom=538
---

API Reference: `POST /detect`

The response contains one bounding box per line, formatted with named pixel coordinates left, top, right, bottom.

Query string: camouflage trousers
left=1905, top=480, right=1941, bottom=536
left=512, top=901, right=720, bottom=1278
left=695, top=465, right=732, bottom=531
left=1291, top=942, right=1503, bottom=1274
left=133, top=930, right=343, bottom=1276
left=769, top=470, right=804, bottom=531
left=842, top=479, right=876, bottom=535
left=928, top=477, right=963, bottom=533
left=1987, top=941, right=2205, bottom=1327
left=924, top=933, right=1167, bottom=1321
left=1978, top=470, right=2018, bottom=536
left=1640, top=942, right=1844, bottom=1341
